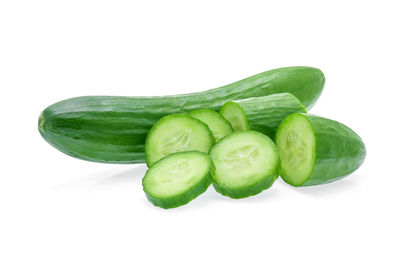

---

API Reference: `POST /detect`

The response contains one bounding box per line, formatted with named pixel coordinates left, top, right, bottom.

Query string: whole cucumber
left=39, top=66, right=324, bottom=163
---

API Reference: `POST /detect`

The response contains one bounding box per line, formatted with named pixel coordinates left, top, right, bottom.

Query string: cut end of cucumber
left=38, top=113, right=45, bottom=132
left=219, top=102, right=249, bottom=131
left=275, top=113, right=316, bottom=186
left=142, top=151, right=211, bottom=209
left=145, top=114, right=214, bottom=166
left=210, top=131, right=279, bottom=198
left=189, top=109, right=233, bottom=141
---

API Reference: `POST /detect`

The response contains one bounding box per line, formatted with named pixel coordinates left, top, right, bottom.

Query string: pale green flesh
left=219, top=102, right=249, bottom=131
left=189, top=109, right=233, bottom=141
left=143, top=152, right=210, bottom=198
left=276, top=114, right=315, bottom=186
left=211, top=131, right=278, bottom=188
left=145, top=115, right=214, bottom=166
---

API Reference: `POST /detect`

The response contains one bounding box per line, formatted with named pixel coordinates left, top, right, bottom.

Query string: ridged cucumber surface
left=210, top=131, right=279, bottom=198
left=233, top=93, right=307, bottom=138
left=275, top=113, right=366, bottom=186
left=142, top=151, right=212, bottom=209
left=39, top=66, right=324, bottom=163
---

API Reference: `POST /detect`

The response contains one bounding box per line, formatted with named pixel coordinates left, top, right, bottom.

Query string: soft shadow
left=96, top=164, right=148, bottom=186
left=155, top=184, right=281, bottom=212
left=277, top=173, right=363, bottom=197
left=54, top=164, right=147, bottom=190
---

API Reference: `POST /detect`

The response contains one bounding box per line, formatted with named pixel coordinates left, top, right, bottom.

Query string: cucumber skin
left=212, top=173, right=278, bottom=199
left=279, top=114, right=366, bottom=186
left=234, top=93, right=307, bottom=139
left=145, top=175, right=211, bottom=209
left=142, top=152, right=212, bottom=209
left=39, top=66, right=324, bottom=164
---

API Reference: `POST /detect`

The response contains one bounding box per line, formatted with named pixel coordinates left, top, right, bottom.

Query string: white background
left=1, top=1, right=399, bottom=266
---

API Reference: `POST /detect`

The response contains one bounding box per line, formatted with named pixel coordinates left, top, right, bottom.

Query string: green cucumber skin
left=280, top=114, right=366, bottom=186
left=212, top=173, right=278, bottom=199
left=39, top=66, right=324, bottom=164
left=145, top=175, right=211, bottom=209
left=142, top=151, right=212, bottom=209
left=234, top=93, right=307, bottom=139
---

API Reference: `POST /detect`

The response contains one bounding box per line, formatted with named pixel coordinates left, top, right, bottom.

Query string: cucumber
left=142, top=151, right=212, bottom=209
left=210, top=131, right=279, bottom=198
left=39, top=66, right=324, bottom=164
left=275, top=113, right=366, bottom=186
left=233, top=93, right=307, bottom=138
left=189, top=109, right=233, bottom=141
left=145, top=114, right=214, bottom=166
left=219, top=102, right=249, bottom=131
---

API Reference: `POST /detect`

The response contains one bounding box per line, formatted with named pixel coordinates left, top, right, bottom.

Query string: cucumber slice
left=145, top=114, right=214, bottom=166
left=219, top=101, right=250, bottom=131
left=210, top=131, right=279, bottom=198
left=276, top=113, right=366, bottom=186
left=142, top=151, right=212, bottom=209
left=189, top=109, right=233, bottom=141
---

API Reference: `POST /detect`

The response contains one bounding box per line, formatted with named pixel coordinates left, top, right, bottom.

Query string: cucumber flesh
left=275, top=114, right=315, bottom=186
left=189, top=109, right=233, bottom=141
left=210, top=131, right=279, bottom=198
left=276, top=113, right=366, bottom=186
left=219, top=102, right=249, bottom=131
left=142, top=151, right=212, bottom=209
left=145, top=114, right=214, bottom=166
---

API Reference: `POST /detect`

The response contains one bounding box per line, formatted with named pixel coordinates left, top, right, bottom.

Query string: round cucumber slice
left=276, top=113, right=366, bottom=186
left=219, top=101, right=250, bottom=131
left=142, top=151, right=212, bottom=209
left=145, top=114, right=214, bottom=166
left=210, top=131, right=279, bottom=198
left=189, top=109, right=233, bottom=141
left=275, top=114, right=316, bottom=186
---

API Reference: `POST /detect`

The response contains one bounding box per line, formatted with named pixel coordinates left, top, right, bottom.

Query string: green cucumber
left=145, top=114, right=214, bottom=166
left=233, top=93, right=307, bottom=138
left=210, top=131, right=279, bottom=198
left=189, top=109, right=233, bottom=141
left=219, top=102, right=250, bottom=131
left=275, top=113, right=366, bottom=186
left=39, top=66, right=324, bottom=164
left=142, top=151, right=212, bottom=209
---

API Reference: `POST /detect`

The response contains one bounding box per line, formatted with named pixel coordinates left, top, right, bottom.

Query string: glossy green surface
left=276, top=113, right=366, bottom=186
left=39, top=66, right=324, bottom=163
left=142, top=151, right=212, bottom=209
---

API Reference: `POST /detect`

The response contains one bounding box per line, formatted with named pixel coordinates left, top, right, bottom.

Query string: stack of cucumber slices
left=143, top=96, right=365, bottom=209
left=38, top=66, right=366, bottom=209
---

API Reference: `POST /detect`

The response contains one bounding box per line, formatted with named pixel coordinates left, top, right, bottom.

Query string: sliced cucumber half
left=219, top=101, right=250, bottom=131
left=210, top=131, right=279, bottom=198
left=145, top=114, right=214, bottom=166
left=142, top=151, right=212, bottom=209
left=189, top=109, right=233, bottom=141
left=276, top=113, right=366, bottom=186
left=275, top=114, right=316, bottom=186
